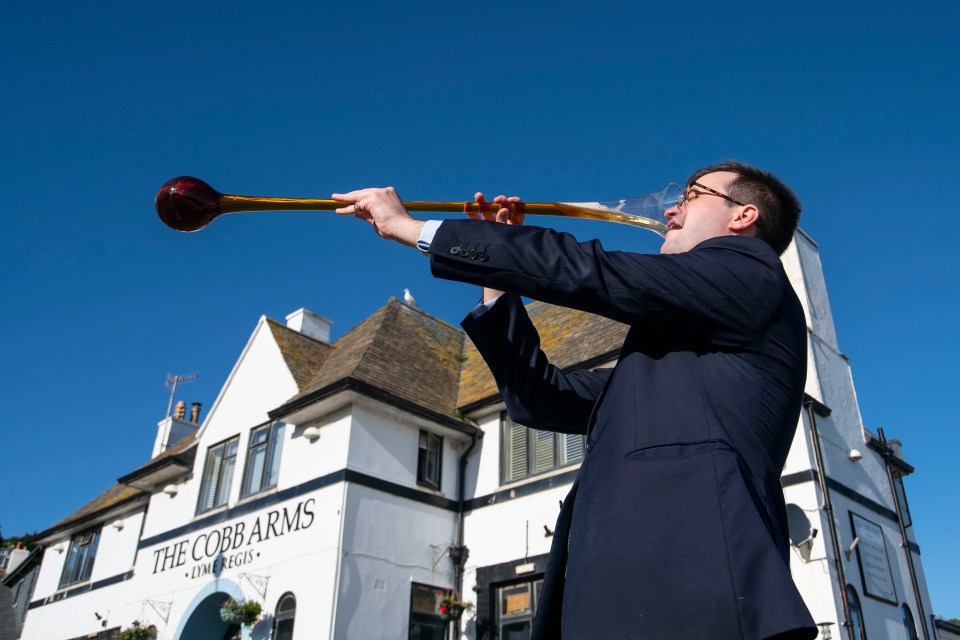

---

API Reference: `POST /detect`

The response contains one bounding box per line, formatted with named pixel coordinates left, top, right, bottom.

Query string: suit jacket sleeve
left=462, top=292, right=611, bottom=434
left=430, top=220, right=787, bottom=347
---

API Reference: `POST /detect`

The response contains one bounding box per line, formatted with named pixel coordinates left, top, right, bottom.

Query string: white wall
left=334, top=483, right=458, bottom=640
left=141, top=317, right=300, bottom=539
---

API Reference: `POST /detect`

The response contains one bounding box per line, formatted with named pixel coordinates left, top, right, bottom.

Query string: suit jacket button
left=468, top=249, right=477, bottom=259
left=478, top=252, right=488, bottom=262
left=449, top=247, right=459, bottom=255
left=458, top=248, right=469, bottom=257
left=585, top=438, right=594, bottom=451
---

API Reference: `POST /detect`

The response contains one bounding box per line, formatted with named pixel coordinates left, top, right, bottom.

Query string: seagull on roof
left=403, top=288, right=418, bottom=308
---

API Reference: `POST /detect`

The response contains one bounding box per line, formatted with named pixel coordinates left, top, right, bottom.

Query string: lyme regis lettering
left=151, top=498, right=316, bottom=578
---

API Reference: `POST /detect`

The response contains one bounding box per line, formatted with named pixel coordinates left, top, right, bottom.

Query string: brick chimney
left=190, top=402, right=202, bottom=423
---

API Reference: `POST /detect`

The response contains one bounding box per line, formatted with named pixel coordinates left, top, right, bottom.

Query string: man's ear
left=729, top=204, right=760, bottom=234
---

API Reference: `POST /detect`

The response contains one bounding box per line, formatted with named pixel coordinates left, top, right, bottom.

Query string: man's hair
left=687, top=160, right=801, bottom=255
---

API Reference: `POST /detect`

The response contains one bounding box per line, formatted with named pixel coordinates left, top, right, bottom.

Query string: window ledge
left=500, top=461, right=582, bottom=491
left=237, top=486, right=278, bottom=505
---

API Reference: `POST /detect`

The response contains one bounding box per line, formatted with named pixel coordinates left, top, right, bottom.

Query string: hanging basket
left=220, top=607, right=239, bottom=623
left=440, top=604, right=464, bottom=621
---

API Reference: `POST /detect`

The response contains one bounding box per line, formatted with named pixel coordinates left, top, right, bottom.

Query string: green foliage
left=0, top=530, right=37, bottom=551
left=221, top=598, right=263, bottom=628
left=114, top=621, right=157, bottom=640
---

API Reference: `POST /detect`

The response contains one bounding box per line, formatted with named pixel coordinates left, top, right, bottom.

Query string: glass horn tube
left=155, top=176, right=670, bottom=236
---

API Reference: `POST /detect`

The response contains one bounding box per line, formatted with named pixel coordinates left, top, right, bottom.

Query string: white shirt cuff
left=468, top=295, right=503, bottom=319
left=416, top=220, right=443, bottom=255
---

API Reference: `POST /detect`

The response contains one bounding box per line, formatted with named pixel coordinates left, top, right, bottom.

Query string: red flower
left=440, top=606, right=448, bottom=613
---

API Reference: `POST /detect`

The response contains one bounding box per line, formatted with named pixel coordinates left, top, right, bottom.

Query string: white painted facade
left=18, top=232, right=940, bottom=640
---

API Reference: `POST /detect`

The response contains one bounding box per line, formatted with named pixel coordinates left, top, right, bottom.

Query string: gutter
left=803, top=397, right=854, bottom=640
left=270, top=377, right=479, bottom=437
left=452, top=427, right=481, bottom=640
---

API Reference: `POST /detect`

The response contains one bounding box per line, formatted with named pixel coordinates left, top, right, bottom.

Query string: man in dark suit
left=334, top=161, right=817, bottom=639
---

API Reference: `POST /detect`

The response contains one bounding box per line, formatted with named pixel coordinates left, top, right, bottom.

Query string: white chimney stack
left=285, top=308, right=332, bottom=343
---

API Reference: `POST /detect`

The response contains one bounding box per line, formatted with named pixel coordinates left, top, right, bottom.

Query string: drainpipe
left=877, top=428, right=930, bottom=640
left=804, top=398, right=854, bottom=640
left=451, top=429, right=480, bottom=640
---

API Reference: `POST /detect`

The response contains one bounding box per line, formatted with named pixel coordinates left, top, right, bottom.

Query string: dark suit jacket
left=429, top=220, right=817, bottom=640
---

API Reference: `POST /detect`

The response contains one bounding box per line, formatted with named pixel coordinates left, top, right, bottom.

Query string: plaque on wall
left=849, top=512, right=898, bottom=604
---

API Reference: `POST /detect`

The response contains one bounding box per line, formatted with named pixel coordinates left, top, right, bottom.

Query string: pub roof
left=34, top=297, right=624, bottom=538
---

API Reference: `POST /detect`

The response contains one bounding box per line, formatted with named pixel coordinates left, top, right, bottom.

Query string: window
left=59, top=528, right=100, bottom=588
left=417, top=431, right=442, bottom=490
left=498, top=579, right=543, bottom=639
left=902, top=604, right=919, bottom=640
left=846, top=585, right=868, bottom=640
left=241, top=422, right=286, bottom=497
left=502, top=414, right=585, bottom=483
left=893, top=477, right=912, bottom=528
left=408, top=582, right=445, bottom=640
left=197, top=436, right=239, bottom=513
left=273, top=592, right=296, bottom=640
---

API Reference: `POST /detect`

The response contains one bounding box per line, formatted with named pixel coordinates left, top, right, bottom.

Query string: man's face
left=659, top=171, right=742, bottom=255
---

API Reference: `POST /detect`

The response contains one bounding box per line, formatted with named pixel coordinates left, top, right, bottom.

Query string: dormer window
left=197, top=436, right=239, bottom=513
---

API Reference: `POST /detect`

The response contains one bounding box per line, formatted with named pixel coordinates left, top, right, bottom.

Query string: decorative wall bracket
left=144, top=599, right=172, bottom=623
left=240, top=572, right=270, bottom=599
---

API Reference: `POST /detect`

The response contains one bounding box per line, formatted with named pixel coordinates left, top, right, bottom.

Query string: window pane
left=502, top=585, right=532, bottom=617
left=501, top=620, right=532, bottom=640
left=244, top=447, right=267, bottom=495
left=200, top=446, right=224, bottom=511
left=251, top=426, right=269, bottom=446
left=417, top=431, right=441, bottom=489
left=217, top=455, right=236, bottom=506
left=266, top=423, right=286, bottom=488
left=531, top=430, right=555, bottom=473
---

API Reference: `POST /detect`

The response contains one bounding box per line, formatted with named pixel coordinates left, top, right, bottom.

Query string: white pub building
left=10, top=231, right=944, bottom=640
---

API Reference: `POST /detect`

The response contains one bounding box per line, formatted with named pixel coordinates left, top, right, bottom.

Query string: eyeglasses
left=676, top=181, right=746, bottom=210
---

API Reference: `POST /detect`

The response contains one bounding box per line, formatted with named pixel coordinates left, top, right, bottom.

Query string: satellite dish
left=786, top=503, right=812, bottom=546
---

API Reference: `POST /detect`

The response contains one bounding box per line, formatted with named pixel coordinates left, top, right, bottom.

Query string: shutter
left=504, top=418, right=528, bottom=482
left=531, top=429, right=555, bottom=473
left=559, top=433, right=585, bottom=464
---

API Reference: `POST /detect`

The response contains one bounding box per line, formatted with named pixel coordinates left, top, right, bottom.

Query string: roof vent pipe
left=190, top=402, right=202, bottom=424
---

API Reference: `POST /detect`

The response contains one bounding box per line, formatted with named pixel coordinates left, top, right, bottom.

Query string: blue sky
left=2, top=0, right=957, bottom=617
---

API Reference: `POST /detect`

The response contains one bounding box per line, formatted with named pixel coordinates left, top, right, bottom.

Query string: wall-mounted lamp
left=110, top=519, right=125, bottom=531
left=94, top=612, right=107, bottom=628
left=303, top=425, right=321, bottom=442
left=162, top=484, right=179, bottom=497
left=848, top=448, right=863, bottom=462
left=845, top=536, right=860, bottom=560
left=52, top=543, right=66, bottom=554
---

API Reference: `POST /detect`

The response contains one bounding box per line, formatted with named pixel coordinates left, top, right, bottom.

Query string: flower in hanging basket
left=220, top=598, right=263, bottom=628
left=437, top=590, right=473, bottom=621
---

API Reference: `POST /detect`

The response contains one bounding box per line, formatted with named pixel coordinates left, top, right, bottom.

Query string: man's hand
left=468, top=192, right=526, bottom=225
left=469, top=192, right=525, bottom=303
left=332, top=187, right=425, bottom=249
